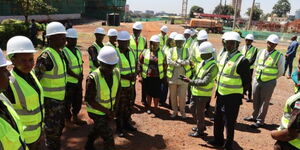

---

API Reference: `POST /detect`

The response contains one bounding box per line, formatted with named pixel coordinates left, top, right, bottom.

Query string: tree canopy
left=189, top=5, right=204, bottom=18
left=246, top=5, right=263, bottom=21
left=213, top=5, right=234, bottom=16
left=272, top=0, right=291, bottom=17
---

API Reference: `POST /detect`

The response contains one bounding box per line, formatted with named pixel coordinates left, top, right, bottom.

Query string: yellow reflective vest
left=167, top=47, right=192, bottom=78
left=217, top=51, right=244, bottom=95
left=63, top=47, right=83, bottom=84
left=39, top=47, right=67, bottom=101
left=255, top=49, right=282, bottom=82
left=130, top=35, right=146, bottom=59
left=9, top=70, right=44, bottom=144
left=0, top=94, right=28, bottom=150
left=86, top=68, right=120, bottom=115
left=116, top=48, right=136, bottom=87
left=159, top=33, right=168, bottom=49
left=141, top=49, right=165, bottom=79
left=278, top=93, right=300, bottom=149
left=89, top=42, right=103, bottom=72
left=240, top=45, right=258, bottom=69
left=191, top=59, right=217, bottom=97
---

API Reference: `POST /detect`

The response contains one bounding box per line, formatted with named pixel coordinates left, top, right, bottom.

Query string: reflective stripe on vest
left=39, top=47, right=66, bottom=100
left=9, top=71, right=44, bottom=144
left=116, top=48, right=136, bottom=87
left=159, top=34, right=167, bottom=49
left=241, top=45, right=257, bottom=69
left=217, top=51, right=244, bottom=95
left=191, top=59, right=217, bottom=97
left=86, top=68, right=120, bottom=115
left=89, top=42, right=102, bottom=72
left=278, top=93, right=300, bottom=149
left=130, top=36, right=146, bottom=58
left=0, top=94, right=28, bottom=150
left=167, top=47, right=192, bottom=78
left=142, top=49, right=165, bottom=79
left=63, top=47, right=83, bottom=83
left=255, top=50, right=281, bottom=82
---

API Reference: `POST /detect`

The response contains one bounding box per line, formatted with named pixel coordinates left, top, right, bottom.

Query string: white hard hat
left=7, top=36, right=37, bottom=58
left=117, top=31, right=130, bottom=41
left=66, top=28, right=78, bottom=38
left=133, top=22, right=143, bottom=30
left=184, top=29, right=191, bottom=35
left=97, top=46, right=119, bottom=65
left=150, top=35, right=160, bottom=43
left=221, top=32, right=230, bottom=39
left=197, top=30, right=208, bottom=40
left=190, top=29, right=196, bottom=36
left=160, top=25, right=168, bottom=33
left=174, top=34, right=186, bottom=41
left=46, top=22, right=66, bottom=37
left=245, top=34, right=254, bottom=41
left=267, top=34, right=279, bottom=44
left=169, top=32, right=178, bottom=39
left=95, top=27, right=106, bottom=35
left=0, top=48, right=12, bottom=67
left=199, top=41, right=215, bottom=54
left=107, top=29, right=118, bottom=37
left=224, top=31, right=241, bottom=42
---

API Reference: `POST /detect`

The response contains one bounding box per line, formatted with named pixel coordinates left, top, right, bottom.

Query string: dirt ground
left=58, top=21, right=295, bottom=150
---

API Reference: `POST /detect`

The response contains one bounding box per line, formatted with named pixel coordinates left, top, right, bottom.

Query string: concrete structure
left=296, top=9, right=300, bottom=20
left=145, top=10, right=155, bottom=15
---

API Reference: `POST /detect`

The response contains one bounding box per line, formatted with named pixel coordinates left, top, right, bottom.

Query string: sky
left=126, top=0, right=299, bottom=17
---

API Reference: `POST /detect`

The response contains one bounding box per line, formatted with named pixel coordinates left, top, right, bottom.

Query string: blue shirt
left=286, top=41, right=299, bottom=58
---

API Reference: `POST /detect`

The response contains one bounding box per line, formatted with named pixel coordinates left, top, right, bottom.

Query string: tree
left=272, top=0, right=291, bottom=17
left=246, top=5, right=263, bottom=21
left=213, top=4, right=234, bottom=16
left=189, top=5, right=204, bottom=18
left=17, top=0, right=57, bottom=23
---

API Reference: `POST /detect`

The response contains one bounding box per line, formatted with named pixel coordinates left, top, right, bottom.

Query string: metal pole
left=247, top=0, right=256, bottom=30
left=233, top=0, right=238, bottom=30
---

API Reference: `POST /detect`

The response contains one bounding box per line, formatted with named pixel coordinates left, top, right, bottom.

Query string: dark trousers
left=117, top=87, right=135, bottom=130
left=213, top=93, right=242, bottom=148
left=141, top=81, right=147, bottom=104
left=274, top=140, right=298, bottom=150
left=86, top=113, right=115, bottom=150
left=160, top=81, right=169, bottom=104
left=244, top=69, right=253, bottom=100
left=284, top=56, right=295, bottom=76
left=27, top=136, right=42, bottom=150
left=65, top=82, right=83, bottom=120
left=44, top=98, right=65, bottom=150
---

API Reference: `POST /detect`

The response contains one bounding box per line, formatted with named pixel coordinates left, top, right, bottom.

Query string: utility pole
left=182, top=0, right=188, bottom=18
left=247, top=0, right=256, bottom=30
left=232, top=0, right=238, bottom=30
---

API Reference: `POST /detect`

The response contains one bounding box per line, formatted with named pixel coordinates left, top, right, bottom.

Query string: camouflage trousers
left=86, top=113, right=115, bottom=150
left=44, top=98, right=65, bottom=150
left=116, top=86, right=135, bottom=130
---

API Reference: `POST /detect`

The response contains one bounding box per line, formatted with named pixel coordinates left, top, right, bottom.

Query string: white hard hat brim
left=66, top=36, right=78, bottom=38
left=46, top=31, right=67, bottom=37
left=97, top=56, right=119, bottom=65
left=0, top=60, right=12, bottom=67
left=7, top=49, right=37, bottom=56
left=199, top=48, right=215, bottom=54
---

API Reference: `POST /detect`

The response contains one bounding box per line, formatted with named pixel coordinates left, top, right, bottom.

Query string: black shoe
left=191, top=127, right=198, bottom=132
left=117, top=130, right=125, bottom=137
left=207, top=139, right=224, bottom=147
left=142, top=101, right=147, bottom=106
left=250, top=122, right=264, bottom=129
left=85, top=141, right=96, bottom=150
left=188, top=131, right=206, bottom=137
left=246, top=98, right=253, bottom=102
left=125, top=124, right=137, bottom=131
left=244, top=116, right=256, bottom=122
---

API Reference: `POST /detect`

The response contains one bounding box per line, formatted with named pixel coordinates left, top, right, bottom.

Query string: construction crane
left=182, top=0, right=188, bottom=18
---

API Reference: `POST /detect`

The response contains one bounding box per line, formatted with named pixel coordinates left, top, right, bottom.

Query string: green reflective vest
left=116, top=48, right=136, bottom=87
left=106, top=42, right=117, bottom=49
left=63, top=47, right=83, bottom=84
left=217, top=51, right=244, bottom=95
left=130, top=35, right=146, bottom=59
left=167, top=47, right=192, bottom=78
left=9, top=70, right=44, bottom=144
left=0, top=94, right=28, bottom=150
left=39, top=47, right=67, bottom=101
left=89, top=42, right=103, bottom=72
left=142, top=49, right=165, bottom=79
left=184, top=37, right=194, bottom=49
left=191, top=59, right=217, bottom=97
left=279, top=93, right=300, bottom=149
left=191, top=43, right=203, bottom=65
left=255, top=49, right=282, bottom=82
left=159, top=34, right=168, bottom=49
left=240, top=45, right=258, bottom=69
left=86, top=68, right=120, bottom=115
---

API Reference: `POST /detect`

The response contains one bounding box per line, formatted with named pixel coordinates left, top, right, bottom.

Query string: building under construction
left=0, top=0, right=126, bottom=21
